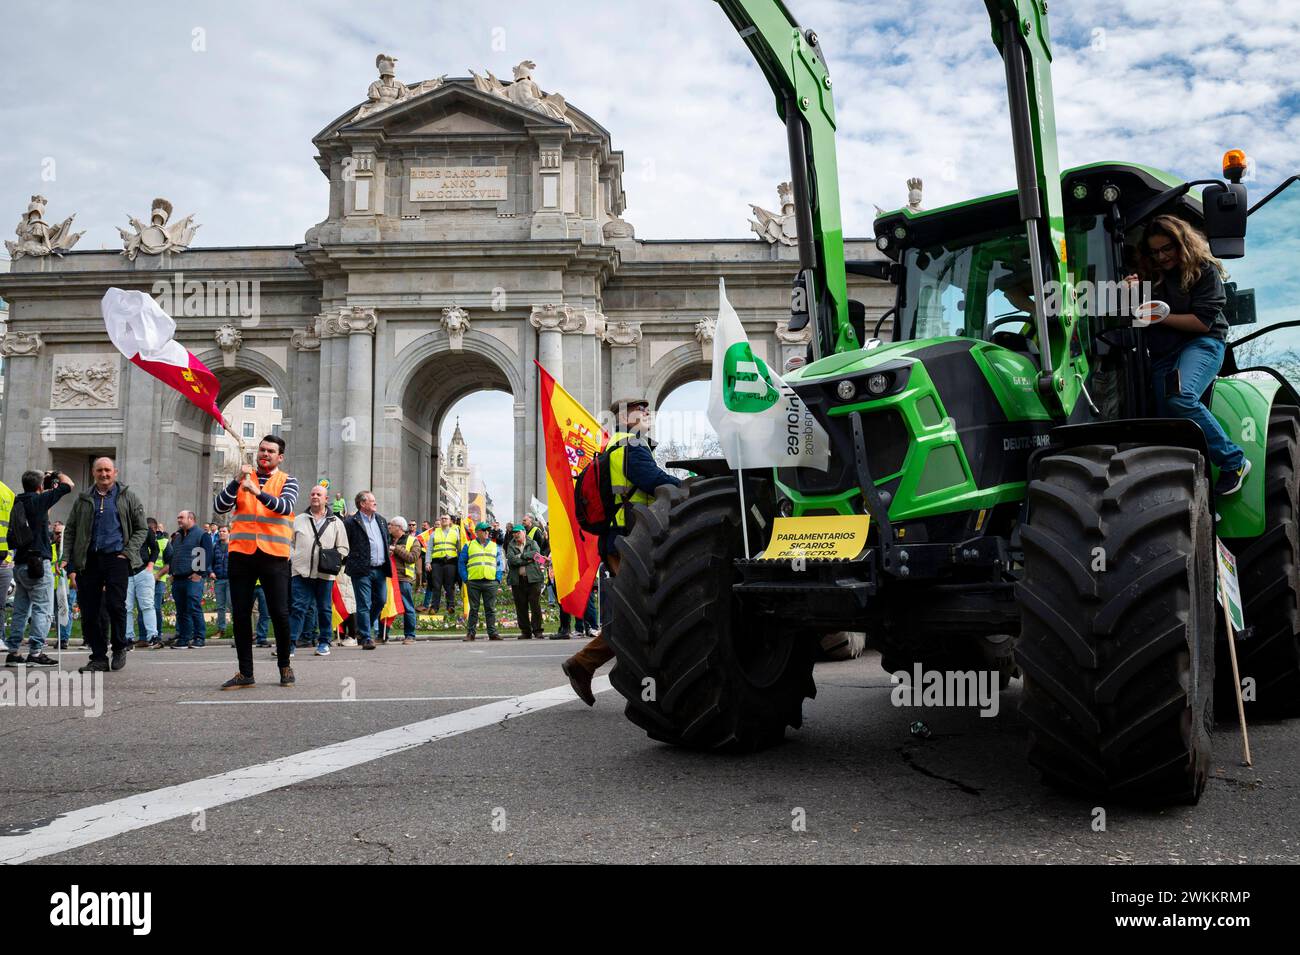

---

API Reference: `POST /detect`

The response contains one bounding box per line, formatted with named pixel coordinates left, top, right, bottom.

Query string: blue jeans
left=6, top=559, right=53, bottom=653
left=254, top=585, right=270, bottom=642
left=297, top=579, right=320, bottom=644
left=126, top=569, right=157, bottom=643
left=214, top=578, right=229, bottom=631
left=1151, top=336, right=1245, bottom=470
left=153, top=578, right=166, bottom=639
left=351, top=566, right=384, bottom=641
left=352, top=566, right=387, bottom=642
left=399, top=578, right=416, bottom=638
left=0, top=561, right=11, bottom=647
left=172, top=578, right=205, bottom=645
left=290, top=576, right=332, bottom=645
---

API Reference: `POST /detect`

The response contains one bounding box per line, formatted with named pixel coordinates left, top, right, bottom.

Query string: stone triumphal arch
left=0, top=55, right=887, bottom=522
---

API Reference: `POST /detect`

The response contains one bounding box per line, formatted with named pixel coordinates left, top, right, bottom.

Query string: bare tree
left=1228, top=330, right=1300, bottom=386
left=655, top=432, right=725, bottom=478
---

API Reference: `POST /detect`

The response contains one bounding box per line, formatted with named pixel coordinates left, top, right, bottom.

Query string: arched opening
left=654, top=379, right=717, bottom=474
left=436, top=391, right=514, bottom=526
left=395, top=349, right=518, bottom=523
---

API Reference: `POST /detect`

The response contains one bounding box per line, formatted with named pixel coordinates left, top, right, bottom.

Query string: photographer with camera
left=3, top=468, right=73, bottom=666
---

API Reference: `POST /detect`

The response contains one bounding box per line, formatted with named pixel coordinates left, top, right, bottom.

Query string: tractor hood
left=786, top=337, right=965, bottom=382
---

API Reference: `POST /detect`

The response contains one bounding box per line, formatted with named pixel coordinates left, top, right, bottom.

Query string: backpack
left=6, top=494, right=35, bottom=555
left=6, top=495, right=43, bottom=579
left=573, top=438, right=629, bottom=535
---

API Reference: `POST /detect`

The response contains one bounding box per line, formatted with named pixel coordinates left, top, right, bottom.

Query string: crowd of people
left=1, top=396, right=682, bottom=704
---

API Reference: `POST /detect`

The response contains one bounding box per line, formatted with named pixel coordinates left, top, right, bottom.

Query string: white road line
left=177, top=695, right=515, bottom=705
left=0, top=676, right=611, bottom=865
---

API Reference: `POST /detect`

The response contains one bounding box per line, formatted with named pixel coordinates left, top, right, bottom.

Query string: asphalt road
left=1, top=639, right=1296, bottom=864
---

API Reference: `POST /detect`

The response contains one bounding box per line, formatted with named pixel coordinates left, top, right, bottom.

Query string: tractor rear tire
left=1230, top=407, right=1300, bottom=716
left=1015, top=445, right=1216, bottom=804
left=606, top=476, right=816, bottom=752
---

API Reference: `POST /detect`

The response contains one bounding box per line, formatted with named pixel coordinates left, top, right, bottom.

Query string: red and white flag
left=101, top=287, right=224, bottom=425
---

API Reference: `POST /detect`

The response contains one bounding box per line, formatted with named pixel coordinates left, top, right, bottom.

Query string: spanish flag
left=331, top=574, right=355, bottom=633
left=102, top=288, right=224, bottom=426
left=380, top=556, right=405, bottom=624
left=536, top=361, right=604, bottom=615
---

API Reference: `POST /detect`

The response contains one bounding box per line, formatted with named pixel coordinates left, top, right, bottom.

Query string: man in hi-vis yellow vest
left=427, top=514, right=461, bottom=615
left=0, top=480, right=14, bottom=645
left=457, top=521, right=502, bottom=641
left=562, top=398, right=681, bottom=705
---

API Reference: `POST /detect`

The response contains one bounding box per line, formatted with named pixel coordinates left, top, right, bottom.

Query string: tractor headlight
left=1101, top=183, right=1121, bottom=203
left=893, top=225, right=907, bottom=240
left=1071, top=183, right=1088, bottom=200
left=836, top=380, right=856, bottom=401
left=867, top=373, right=890, bottom=395
left=875, top=235, right=889, bottom=251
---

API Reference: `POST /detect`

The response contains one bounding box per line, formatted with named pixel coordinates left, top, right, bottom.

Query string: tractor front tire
left=1015, top=445, right=1216, bottom=804
left=606, top=476, right=816, bottom=752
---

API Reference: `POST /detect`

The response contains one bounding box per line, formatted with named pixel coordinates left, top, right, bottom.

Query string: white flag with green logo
left=707, top=278, right=830, bottom=471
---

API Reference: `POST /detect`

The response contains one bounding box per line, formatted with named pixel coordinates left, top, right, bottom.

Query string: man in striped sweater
left=212, top=434, right=299, bottom=690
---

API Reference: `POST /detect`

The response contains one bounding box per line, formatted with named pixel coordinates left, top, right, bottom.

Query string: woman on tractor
left=1126, top=214, right=1249, bottom=495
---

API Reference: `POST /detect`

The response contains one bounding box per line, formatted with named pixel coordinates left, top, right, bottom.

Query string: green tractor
left=604, top=0, right=1300, bottom=804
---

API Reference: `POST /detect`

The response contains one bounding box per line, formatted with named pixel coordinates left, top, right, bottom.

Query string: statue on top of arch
left=352, top=53, right=446, bottom=121
left=470, top=60, right=572, bottom=126
left=5, top=195, right=84, bottom=259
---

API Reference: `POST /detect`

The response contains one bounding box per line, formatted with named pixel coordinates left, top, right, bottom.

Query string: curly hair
left=1137, top=214, right=1227, bottom=292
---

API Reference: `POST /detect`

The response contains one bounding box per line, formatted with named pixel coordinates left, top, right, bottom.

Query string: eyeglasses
left=1148, top=243, right=1177, bottom=258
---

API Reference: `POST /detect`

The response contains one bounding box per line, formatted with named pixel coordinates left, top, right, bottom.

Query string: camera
left=42, top=470, right=60, bottom=491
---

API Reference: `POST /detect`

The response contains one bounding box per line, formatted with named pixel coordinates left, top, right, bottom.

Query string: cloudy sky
left=5, top=0, right=1299, bottom=512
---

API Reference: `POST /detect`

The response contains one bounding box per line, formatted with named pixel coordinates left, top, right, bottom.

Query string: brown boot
left=561, top=658, right=596, bottom=707
left=279, top=665, right=295, bottom=686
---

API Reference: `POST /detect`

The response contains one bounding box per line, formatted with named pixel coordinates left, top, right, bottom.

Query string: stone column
left=334, top=306, right=377, bottom=499
left=529, top=304, right=584, bottom=504
left=604, top=320, right=643, bottom=404
left=317, top=313, right=347, bottom=488
left=0, top=330, right=43, bottom=477
left=529, top=303, right=573, bottom=384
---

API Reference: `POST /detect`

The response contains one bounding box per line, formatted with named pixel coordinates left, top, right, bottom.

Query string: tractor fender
left=1212, top=375, right=1292, bottom=538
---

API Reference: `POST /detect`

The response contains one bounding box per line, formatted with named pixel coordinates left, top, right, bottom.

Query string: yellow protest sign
left=760, top=515, right=871, bottom=561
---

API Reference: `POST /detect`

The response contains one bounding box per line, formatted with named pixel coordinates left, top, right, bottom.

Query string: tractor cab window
left=898, top=227, right=1032, bottom=342
left=898, top=216, right=1117, bottom=353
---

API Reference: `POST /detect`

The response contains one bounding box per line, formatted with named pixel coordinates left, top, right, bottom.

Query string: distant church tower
left=442, top=418, right=470, bottom=518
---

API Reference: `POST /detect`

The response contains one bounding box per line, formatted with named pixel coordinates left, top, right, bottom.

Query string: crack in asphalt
left=895, top=744, right=982, bottom=796
left=352, top=828, right=396, bottom=862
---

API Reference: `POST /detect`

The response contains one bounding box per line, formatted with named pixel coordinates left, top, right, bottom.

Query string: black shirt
left=1145, top=262, right=1228, bottom=357
left=13, top=484, right=71, bottom=560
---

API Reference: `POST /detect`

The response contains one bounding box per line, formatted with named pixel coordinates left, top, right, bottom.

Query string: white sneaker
left=341, top=637, right=358, bottom=648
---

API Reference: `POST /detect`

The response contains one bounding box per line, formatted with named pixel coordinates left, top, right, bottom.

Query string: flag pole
left=219, top=417, right=251, bottom=465
left=737, top=450, right=751, bottom=559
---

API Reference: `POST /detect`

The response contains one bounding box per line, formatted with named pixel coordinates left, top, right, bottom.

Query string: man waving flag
left=707, top=277, right=830, bottom=472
